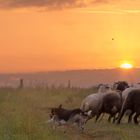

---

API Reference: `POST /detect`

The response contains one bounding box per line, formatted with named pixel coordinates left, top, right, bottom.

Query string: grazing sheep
left=117, top=89, right=140, bottom=124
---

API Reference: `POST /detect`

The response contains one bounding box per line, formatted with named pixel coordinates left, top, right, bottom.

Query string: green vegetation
left=0, top=87, right=139, bottom=140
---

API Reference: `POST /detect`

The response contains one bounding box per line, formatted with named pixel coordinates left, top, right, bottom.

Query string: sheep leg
left=128, top=111, right=134, bottom=123
left=112, top=114, right=117, bottom=123
left=108, top=114, right=116, bottom=123
left=98, top=113, right=105, bottom=123
left=108, top=115, right=112, bottom=123
left=134, top=113, right=140, bottom=124
left=113, top=113, right=119, bottom=122
left=95, top=112, right=102, bottom=123
left=117, top=109, right=126, bottom=124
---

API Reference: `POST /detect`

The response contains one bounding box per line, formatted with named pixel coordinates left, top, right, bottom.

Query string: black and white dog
left=48, top=104, right=91, bottom=132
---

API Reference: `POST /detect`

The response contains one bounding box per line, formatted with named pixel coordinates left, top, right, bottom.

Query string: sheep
left=117, top=89, right=140, bottom=124
left=81, top=82, right=129, bottom=123
left=80, top=92, right=107, bottom=122
left=98, top=84, right=110, bottom=93
left=120, top=86, right=140, bottom=123
left=117, top=84, right=140, bottom=124
left=80, top=90, right=119, bottom=122
left=99, top=91, right=122, bottom=123
left=112, top=81, right=129, bottom=91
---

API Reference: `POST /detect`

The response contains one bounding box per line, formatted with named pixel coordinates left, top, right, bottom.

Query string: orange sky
left=0, top=0, right=140, bottom=73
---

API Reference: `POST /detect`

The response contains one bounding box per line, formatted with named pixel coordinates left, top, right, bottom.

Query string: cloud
left=0, top=0, right=83, bottom=9
left=0, top=0, right=108, bottom=9
left=0, top=0, right=140, bottom=12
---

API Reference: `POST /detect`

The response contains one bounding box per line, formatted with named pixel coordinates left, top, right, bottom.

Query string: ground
left=0, top=87, right=139, bottom=140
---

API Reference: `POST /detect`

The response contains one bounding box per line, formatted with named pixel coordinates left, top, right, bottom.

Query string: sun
left=120, top=63, right=133, bottom=69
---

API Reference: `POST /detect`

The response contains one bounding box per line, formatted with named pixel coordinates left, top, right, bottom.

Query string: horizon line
left=0, top=67, right=140, bottom=74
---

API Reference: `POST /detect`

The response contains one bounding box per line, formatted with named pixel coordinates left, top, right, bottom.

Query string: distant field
left=0, top=87, right=139, bottom=140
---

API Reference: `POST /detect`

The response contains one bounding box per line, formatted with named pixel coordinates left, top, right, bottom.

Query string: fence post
left=19, top=78, right=24, bottom=89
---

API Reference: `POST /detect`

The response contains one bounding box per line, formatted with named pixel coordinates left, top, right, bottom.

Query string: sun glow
left=120, top=63, right=133, bottom=69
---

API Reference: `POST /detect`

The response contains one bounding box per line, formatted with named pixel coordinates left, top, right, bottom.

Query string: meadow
left=0, top=87, right=139, bottom=140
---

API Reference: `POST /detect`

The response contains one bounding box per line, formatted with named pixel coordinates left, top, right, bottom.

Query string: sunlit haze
left=0, top=0, right=140, bottom=73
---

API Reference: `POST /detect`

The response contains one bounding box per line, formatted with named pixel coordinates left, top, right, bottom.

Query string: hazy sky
left=0, top=0, right=140, bottom=73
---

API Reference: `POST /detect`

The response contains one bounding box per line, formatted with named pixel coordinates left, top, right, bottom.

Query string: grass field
left=0, top=87, right=139, bottom=140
